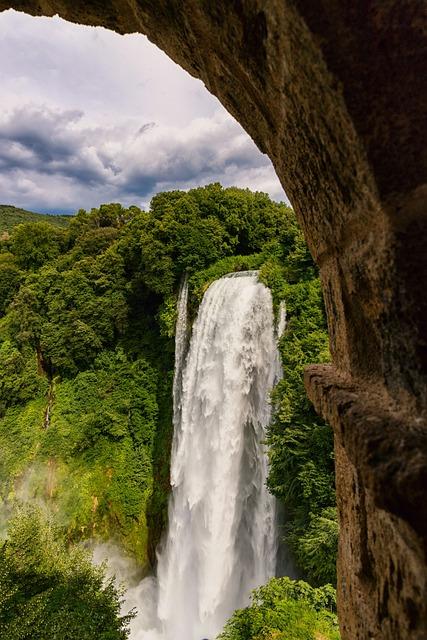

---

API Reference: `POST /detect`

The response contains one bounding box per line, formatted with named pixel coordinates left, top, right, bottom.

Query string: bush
left=218, top=577, right=340, bottom=640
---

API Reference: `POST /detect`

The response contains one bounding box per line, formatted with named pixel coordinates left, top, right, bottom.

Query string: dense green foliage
left=0, top=184, right=337, bottom=634
left=0, top=188, right=302, bottom=564
left=0, top=204, right=71, bottom=234
left=0, top=203, right=173, bottom=565
left=0, top=254, right=23, bottom=316
left=218, top=577, right=339, bottom=640
left=0, top=505, right=133, bottom=640
left=259, top=223, right=337, bottom=586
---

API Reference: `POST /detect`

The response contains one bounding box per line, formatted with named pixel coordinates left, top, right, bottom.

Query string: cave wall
left=1, top=1, right=426, bottom=637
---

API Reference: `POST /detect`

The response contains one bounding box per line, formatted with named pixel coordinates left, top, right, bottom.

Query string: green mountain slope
left=0, top=185, right=336, bottom=597
left=0, top=204, right=72, bottom=234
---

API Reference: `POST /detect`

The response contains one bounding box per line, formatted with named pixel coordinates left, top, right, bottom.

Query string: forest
left=0, top=184, right=338, bottom=639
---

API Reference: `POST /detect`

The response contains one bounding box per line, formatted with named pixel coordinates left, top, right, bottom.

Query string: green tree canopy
left=218, top=577, right=340, bottom=640
left=0, top=253, right=22, bottom=316
left=10, top=222, right=66, bottom=270
left=0, top=505, right=134, bottom=640
left=0, top=184, right=336, bottom=605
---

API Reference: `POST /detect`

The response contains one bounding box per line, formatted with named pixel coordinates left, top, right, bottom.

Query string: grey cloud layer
left=0, top=106, right=284, bottom=211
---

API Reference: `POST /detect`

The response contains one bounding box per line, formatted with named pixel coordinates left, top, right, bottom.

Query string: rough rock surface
left=1, top=2, right=426, bottom=637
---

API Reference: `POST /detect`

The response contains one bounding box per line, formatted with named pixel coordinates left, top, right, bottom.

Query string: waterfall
left=138, top=272, right=282, bottom=640
left=172, top=274, right=189, bottom=433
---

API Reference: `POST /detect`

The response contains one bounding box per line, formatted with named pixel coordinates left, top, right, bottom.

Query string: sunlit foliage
left=218, top=577, right=340, bottom=640
left=0, top=184, right=336, bottom=592
left=0, top=505, right=134, bottom=640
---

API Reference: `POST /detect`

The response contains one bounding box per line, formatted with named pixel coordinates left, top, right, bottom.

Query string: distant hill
left=0, top=205, right=72, bottom=234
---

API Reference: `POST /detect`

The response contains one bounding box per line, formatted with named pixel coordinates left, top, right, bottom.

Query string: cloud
left=0, top=10, right=286, bottom=212
left=0, top=105, right=285, bottom=212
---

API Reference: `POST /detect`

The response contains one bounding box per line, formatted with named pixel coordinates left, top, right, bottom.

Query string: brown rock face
left=1, top=1, right=426, bottom=637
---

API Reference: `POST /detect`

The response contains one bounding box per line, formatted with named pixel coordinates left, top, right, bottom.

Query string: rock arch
left=1, top=2, right=426, bottom=637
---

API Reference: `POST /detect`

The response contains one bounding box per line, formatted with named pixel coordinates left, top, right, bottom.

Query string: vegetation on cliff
left=259, top=232, right=337, bottom=586
left=219, top=577, right=339, bottom=640
left=0, top=184, right=337, bottom=636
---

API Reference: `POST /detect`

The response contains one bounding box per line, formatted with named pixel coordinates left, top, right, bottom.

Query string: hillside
left=0, top=204, right=72, bottom=234
left=0, top=185, right=337, bottom=638
left=0, top=185, right=335, bottom=577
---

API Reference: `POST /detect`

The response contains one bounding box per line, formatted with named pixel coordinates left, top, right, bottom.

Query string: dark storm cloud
left=0, top=107, right=81, bottom=162
left=0, top=107, right=109, bottom=185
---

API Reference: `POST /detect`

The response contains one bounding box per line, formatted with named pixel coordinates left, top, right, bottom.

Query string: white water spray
left=135, top=272, right=283, bottom=640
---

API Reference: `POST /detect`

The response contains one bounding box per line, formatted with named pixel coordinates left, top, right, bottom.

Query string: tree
left=7, top=249, right=129, bottom=377
left=0, top=505, right=134, bottom=640
left=10, top=222, right=66, bottom=270
left=0, top=340, right=46, bottom=415
left=296, top=508, right=339, bottom=585
left=0, top=253, right=22, bottom=316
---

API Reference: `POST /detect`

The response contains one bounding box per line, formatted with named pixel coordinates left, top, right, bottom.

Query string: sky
left=0, top=9, right=286, bottom=214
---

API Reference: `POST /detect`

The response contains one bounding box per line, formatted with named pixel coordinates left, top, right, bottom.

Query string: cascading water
left=138, top=272, right=283, bottom=640
left=172, top=274, right=189, bottom=431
